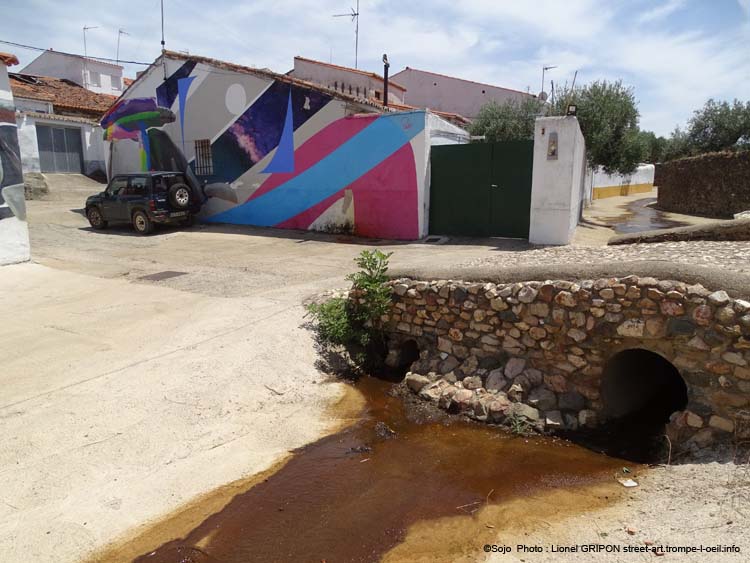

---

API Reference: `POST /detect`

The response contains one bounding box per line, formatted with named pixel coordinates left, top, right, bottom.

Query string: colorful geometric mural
left=205, top=112, right=423, bottom=239
left=105, top=55, right=430, bottom=240
left=209, top=81, right=331, bottom=184
left=156, top=60, right=197, bottom=109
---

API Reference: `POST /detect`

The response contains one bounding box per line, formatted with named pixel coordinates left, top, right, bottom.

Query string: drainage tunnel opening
left=378, top=339, right=421, bottom=382
left=598, top=349, right=688, bottom=461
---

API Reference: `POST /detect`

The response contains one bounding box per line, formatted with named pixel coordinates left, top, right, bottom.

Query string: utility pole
left=83, top=25, right=99, bottom=89
left=116, top=28, right=130, bottom=65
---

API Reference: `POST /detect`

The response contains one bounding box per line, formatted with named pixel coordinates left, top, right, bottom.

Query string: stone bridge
left=380, top=273, right=750, bottom=450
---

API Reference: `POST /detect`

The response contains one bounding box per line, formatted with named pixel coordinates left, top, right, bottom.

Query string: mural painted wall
left=0, top=63, right=30, bottom=265
left=103, top=55, right=450, bottom=239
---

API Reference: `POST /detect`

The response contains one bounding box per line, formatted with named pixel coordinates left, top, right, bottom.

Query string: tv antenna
left=333, top=0, right=360, bottom=68
left=82, top=25, right=99, bottom=89
left=116, top=28, right=130, bottom=65
left=540, top=65, right=556, bottom=100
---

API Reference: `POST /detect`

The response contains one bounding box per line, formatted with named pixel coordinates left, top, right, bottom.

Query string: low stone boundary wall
left=656, top=151, right=750, bottom=218
left=381, top=276, right=750, bottom=450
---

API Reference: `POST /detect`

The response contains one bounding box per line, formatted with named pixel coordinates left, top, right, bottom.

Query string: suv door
left=101, top=176, right=128, bottom=221
left=121, top=176, right=150, bottom=218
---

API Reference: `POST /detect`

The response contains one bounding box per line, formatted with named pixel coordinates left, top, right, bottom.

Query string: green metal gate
left=429, top=140, right=533, bottom=238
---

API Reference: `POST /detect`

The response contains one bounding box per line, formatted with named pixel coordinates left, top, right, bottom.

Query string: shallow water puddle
left=131, top=377, right=627, bottom=562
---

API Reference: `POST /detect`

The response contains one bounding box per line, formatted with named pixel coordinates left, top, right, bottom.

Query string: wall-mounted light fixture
left=566, top=104, right=577, bottom=116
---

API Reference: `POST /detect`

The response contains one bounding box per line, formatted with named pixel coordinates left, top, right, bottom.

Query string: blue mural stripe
left=177, top=76, right=196, bottom=153
left=262, top=90, right=295, bottom=173
left=156, top=60, right=197, bottom=109
left=205, top=113, right=425, bottom=226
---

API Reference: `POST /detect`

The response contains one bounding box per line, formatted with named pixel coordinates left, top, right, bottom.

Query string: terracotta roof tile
left=10, top=73, right=116, bottom=118
left=159, top=51, right=387, bottom=112
left=0, top=52, right=20, bottom=67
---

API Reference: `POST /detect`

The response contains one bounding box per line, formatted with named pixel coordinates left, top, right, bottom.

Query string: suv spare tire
left=168, top=183, right=192, bottom=210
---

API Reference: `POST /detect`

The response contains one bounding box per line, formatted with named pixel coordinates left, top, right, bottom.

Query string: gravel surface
left=462, top=241, right=750, bottom=275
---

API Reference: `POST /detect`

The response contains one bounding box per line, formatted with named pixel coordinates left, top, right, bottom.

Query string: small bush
left=306, top=297, right=355, bottom=346
left=306, top=249, right=393, bottom=369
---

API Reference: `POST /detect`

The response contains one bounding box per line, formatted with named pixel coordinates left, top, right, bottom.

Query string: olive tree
left=552, top=80, right=644, bottom=175
left=469, top=97, right=545, bottom=142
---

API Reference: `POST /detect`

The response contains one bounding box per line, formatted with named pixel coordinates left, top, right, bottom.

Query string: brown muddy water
left=132, top=377, right=628, bottom=563
left=611, top=198, right=689, bottom=234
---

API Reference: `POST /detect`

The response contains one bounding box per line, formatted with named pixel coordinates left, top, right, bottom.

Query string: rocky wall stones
left=381, top=277, right=750, bottom=450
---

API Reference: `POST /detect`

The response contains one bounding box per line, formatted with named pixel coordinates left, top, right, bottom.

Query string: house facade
left=392, top=67, right=534, bottom=120
left=104, top=51, right=468, bottom=239
left=0, top=52, right=30, bottom=265
left=20, top=50, right=125, bottom=96
left=289, top=56, right=406, bottom=105
left=11, top=73, right=113, bottom=180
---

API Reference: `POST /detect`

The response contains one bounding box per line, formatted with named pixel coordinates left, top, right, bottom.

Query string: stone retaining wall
left=656, top=151, right=750, bottom=218
left=379, top=276, right=750, bottom=450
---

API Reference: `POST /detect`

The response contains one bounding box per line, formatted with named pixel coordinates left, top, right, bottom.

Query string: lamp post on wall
left=382, top=53, right=390, bottom=108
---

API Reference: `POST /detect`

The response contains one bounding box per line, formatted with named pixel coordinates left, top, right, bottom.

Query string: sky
left=2, top=0, right=749, bottom=135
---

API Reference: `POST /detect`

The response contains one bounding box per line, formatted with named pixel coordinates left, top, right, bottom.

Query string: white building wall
left=16, top=113, right=40, bottom=173
left=14, top=97, right=52, bottom=114
left=591, top=164, right=655, bottom=199
left=16, top=113, right=108, bottom=176
left=391, top=68, right=533, bottom=119
left=20, top=51, right=124, bottom=96
left=291, top=58, right=405, bottom=103
left=528, top=116, right=587, bottom=245
left=0, top=62, right=30, bottom=265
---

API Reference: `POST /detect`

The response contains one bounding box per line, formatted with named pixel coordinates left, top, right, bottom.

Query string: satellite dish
left=538, top=91, right=548, bottom=102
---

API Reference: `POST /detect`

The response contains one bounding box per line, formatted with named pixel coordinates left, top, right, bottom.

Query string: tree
left=552, top=80, right=644, bottom=174
left=685, top=98, right=750, bottom=154
left=469, top=97, right=545, bottom=143
left=662, top=126, right=691, bottom=161
left=636, top=130, right=668, bottom=164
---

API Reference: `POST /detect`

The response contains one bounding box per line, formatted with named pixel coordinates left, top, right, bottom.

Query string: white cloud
left=637, top=0, right=687, bottom=24
left=3, top=0, right=748, bottom=135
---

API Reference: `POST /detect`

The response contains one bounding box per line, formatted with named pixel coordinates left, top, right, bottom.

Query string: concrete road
left=2, top=178, right=514, bottom=562
left=5, top=177, right=710, bottom=561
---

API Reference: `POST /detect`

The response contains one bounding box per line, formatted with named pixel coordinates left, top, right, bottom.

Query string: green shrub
left=306, top=249, right=393, bottom=368
left=305, top=297, right=355, bottom=346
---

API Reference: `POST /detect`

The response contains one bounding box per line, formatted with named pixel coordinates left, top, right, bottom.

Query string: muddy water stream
left=133, top=377, right=628, bottom=563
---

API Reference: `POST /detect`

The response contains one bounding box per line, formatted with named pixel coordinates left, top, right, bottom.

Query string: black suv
left=86, top=172, right=198, bottom=235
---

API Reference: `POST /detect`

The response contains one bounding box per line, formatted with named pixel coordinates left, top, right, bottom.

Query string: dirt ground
left=2, top=176, right=747, bottom=562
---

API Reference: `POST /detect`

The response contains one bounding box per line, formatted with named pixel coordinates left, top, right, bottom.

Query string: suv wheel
left=87, top=206, right=108, bottom=229
left=169, top=183, right=192, bottom=210
left=132, top=210, right=154, bottom=235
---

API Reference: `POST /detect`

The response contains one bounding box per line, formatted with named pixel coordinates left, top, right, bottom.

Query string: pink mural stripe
left=349, top=142, right=419, bottom=239
left=248, top=114, right=378, bottom=201
left=276, top=142, right=419, bottom=240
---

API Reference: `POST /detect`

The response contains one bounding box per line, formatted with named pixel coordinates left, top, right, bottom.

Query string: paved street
left=3, top=176, right=747, bottom=562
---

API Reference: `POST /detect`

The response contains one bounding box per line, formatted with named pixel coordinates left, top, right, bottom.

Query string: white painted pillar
left=528, top=116, right=586, bottom=245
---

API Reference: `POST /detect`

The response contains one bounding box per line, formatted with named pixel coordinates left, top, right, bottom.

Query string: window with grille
left=194, top=139, right=213, bottom=176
